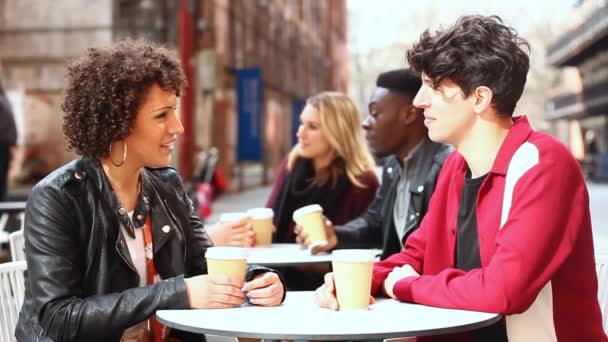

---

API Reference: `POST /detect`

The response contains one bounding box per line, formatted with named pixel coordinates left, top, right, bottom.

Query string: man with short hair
left=296, top=69, right=451, bottom=260
left=315, top=15, right=607, bottom=341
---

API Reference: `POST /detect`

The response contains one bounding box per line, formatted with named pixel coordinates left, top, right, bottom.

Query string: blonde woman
left=266, top=91, right=378, bottom=245
left=209, top=92, right=379, bottom=251
left=264, top=92, right=378, bottom=290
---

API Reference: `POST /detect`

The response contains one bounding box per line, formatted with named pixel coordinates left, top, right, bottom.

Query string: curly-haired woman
left=15, top=39, right=285, bottom=342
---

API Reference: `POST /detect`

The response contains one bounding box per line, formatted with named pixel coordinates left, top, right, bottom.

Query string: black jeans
left=0, top=145, right=11, bottom=201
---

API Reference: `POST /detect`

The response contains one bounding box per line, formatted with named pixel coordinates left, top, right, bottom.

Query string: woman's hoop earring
left=109, top=141, right=127, bottom=167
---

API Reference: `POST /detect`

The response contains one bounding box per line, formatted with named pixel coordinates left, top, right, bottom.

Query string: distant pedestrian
left=0, top=62, right=18, bottom=200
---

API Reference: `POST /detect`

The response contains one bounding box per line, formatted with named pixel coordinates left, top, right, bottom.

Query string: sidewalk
left=206, top=185, right=273, bottom=224
left=588, top=182, right=608, bottom=254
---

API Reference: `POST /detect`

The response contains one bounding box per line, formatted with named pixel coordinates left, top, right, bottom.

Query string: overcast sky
left=347, top=0, right=576, bottom=54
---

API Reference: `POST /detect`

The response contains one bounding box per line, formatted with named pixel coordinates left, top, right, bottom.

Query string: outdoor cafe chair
left=9, top=230, right=24, bottom=262
left=0, top=260, right=27, bottom=342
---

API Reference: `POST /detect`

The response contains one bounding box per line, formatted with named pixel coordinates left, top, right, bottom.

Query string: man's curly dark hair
left=62, top=38, right=186, bottom=158
left=407, top=15, right=530, bottom=116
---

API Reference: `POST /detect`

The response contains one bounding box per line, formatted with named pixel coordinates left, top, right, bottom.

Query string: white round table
left=245, top=243, right=334, bottom=266
left=157, top=291, right=501, bottom=340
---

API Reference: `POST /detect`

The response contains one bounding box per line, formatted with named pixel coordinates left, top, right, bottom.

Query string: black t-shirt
left=456, top=170, right=485, bottom=270
left=456, top=169, right=508, bottom=341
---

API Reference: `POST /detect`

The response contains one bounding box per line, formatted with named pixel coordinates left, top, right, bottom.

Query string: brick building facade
left=0, top=0, right=348, bottom=191
left=546, top=0, right=608, bottom=182
left=199, top=0, right=348, bottom=189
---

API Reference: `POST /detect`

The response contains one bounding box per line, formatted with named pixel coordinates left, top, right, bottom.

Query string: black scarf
left=272, top=158, right=350, bottom=242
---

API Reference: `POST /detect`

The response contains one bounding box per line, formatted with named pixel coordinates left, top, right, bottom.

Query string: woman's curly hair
left=62, top=38, right=186, bottom=158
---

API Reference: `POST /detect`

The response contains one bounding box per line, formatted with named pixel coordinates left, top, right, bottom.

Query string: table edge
left=156, top=309, right=502, bottom=340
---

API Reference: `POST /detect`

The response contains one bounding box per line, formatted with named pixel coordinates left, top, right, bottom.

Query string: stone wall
left=0, top=0, right=112, bottom=182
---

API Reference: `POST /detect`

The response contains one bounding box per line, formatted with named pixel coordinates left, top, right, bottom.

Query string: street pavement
left=589, top=182, right=608, bottom=254
left=208, top=182, right=608, bottom=254
left=207, top=186, right=273, bottom=224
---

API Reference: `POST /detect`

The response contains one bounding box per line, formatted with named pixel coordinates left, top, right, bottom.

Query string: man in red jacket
left=315, top=15, right=607, bottom=341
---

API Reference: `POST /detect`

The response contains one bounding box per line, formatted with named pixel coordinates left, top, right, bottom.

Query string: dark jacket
left=0, top=81, right=17, bottom=146
left=335, top=141, right=451, bottom=260
left=15, top=157, right=279, bottom=342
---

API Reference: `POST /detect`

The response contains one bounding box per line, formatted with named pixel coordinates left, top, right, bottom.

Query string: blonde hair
left=287, top=91, right=376, bottom=188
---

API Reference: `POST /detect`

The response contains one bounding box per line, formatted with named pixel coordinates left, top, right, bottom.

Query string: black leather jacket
left=335, top=141, right=452, bottom=260
left=15, top=157, right=280, bottom=342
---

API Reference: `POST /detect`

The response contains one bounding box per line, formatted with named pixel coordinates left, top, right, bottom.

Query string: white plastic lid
left=292, top=204, right=323, bottom=220
left=205, top=247, right=248, bottom=260
left=246, top=208, right=274, bottom=219
left=219, top=212, right=247, bottom=222
left=332, top=249, right=377, bottom=262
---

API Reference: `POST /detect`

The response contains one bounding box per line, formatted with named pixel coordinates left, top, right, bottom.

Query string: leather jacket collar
left=78, top=157, right=187, bottom=275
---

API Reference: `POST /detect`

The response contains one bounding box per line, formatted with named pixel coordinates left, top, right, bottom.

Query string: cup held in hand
left=205, top=247, right=248, bottom=283
left=331, top=249, right=376, bottom=310
left=293, top=204, right=327, bottom=251
left=246, top=208, right=274, bottom=246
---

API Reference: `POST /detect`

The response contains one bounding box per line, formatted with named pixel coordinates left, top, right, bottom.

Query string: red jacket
left=372, top=116, right=607, bottom=341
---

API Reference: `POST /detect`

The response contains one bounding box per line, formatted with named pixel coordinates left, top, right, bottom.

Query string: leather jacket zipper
left=115, top=238, right=139, bottom=282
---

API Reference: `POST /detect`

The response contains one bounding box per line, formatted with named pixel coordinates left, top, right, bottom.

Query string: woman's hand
left=206, top=217, right=255, bottom=247
left=184, top=274, right=246, bottom=309
left=242, top=272, right=284, bottom=306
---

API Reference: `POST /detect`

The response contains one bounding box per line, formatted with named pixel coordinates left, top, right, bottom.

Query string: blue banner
left=236, top=68, right=263, bottom=161
left=291, top=99, right=305, bottom=146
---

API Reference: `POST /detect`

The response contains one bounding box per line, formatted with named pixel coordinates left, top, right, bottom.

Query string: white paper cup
left=206, top=247, right=248, bottom=282
left=331, top=249, right=376, bottom=310
left=293, top=204, right=327, bottom=250
left=246, top=208, right=274, bottom=246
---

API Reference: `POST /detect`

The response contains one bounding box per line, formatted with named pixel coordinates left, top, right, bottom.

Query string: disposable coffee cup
left=206, top=247, right=248, bottom=283
left=246, top=208, right=274, bottom=246
left=292, top=204, right=327, bottom=251
left=331, top=249, right=376, bottom=310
